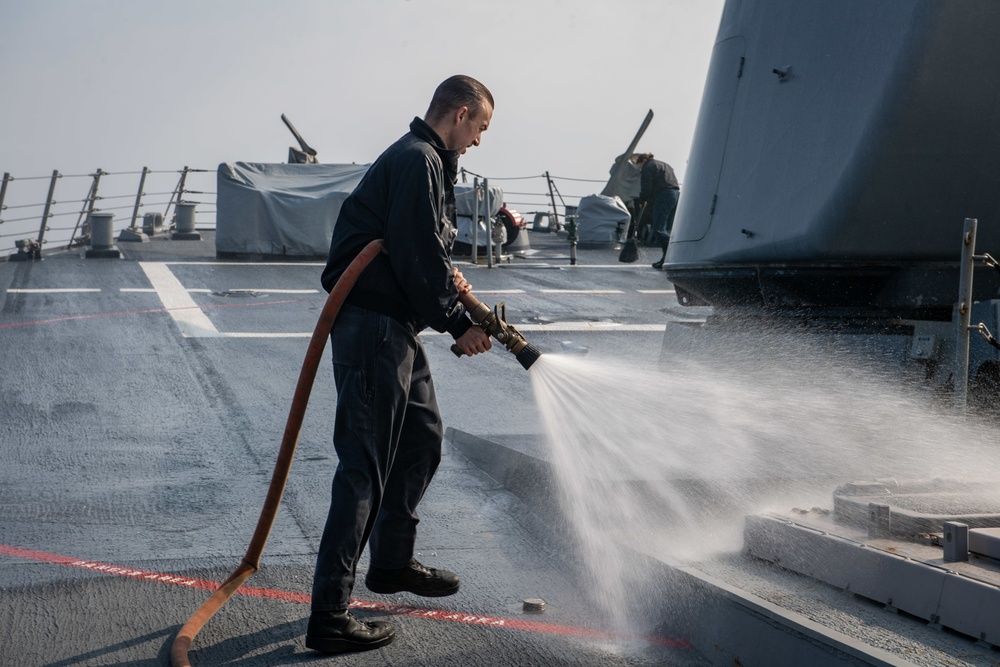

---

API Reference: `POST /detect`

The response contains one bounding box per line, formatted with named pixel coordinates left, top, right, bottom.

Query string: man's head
left=425, top=75, right=494, bottom=155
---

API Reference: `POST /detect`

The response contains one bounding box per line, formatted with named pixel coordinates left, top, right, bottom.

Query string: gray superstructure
left=667, top=0, right=1000, bottom=317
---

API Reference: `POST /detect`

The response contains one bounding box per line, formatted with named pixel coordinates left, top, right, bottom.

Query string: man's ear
left=453, top=105, right=470, bottom=126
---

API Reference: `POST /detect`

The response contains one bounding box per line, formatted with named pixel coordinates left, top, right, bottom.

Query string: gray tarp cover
left=576, top=194, right=629, bottom=246
left=216, top=162, right=370, bottom=257
left=455, top=182, right=504, bottom=246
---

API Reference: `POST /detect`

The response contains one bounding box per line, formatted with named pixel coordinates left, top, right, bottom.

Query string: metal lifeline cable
left=547, top=175, right=606, bottom=183
left=47, top=210, right=94, bottom=218
left=8, top=174, right=62, bottom=181
left=502, top=191, right=593, bottom=198
left=91, top=204, right=146, bottom=212
left=94, top=193, right=146, bottom=201
left=480, top=174, right=547, bottom=181
left=460, top=168, right=546, bottom=181
left=2, top=202, right=48, bottom=210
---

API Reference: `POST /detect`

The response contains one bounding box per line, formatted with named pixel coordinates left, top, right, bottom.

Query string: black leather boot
left=366, top=558, right=460, bottom=597
left=305, top=609, right=395, bottom=654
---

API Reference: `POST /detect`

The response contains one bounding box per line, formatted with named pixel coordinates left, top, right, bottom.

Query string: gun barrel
left=280, top=114, right=317, bottom=156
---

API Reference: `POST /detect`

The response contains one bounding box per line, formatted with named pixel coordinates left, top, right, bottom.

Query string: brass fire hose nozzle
left=451, top=295, right=541, bottom=370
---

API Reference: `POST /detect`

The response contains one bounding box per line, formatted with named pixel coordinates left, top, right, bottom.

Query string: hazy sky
left=1, top=0, right=725, bottom=186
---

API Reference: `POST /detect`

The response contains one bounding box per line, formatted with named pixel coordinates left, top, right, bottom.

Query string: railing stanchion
left=164, top=166, right=190, bottom=222
left=545, top=171, right=561, bottom=232
left=484, top=178, right=493, bottom=269
left=69, top=168, right=104, bottom=248
left=471, top=177, right=479, bottom=265
left=129, top=167, right=150, bottom=232
left=35, top=169, right=60, bottom=256
left=0, top=172, right=11, bottom=221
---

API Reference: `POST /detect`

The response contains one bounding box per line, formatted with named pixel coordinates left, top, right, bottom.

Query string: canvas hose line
left=170, top=237, right=539, bottom=666
left=170, top=238, right=385, bottom=667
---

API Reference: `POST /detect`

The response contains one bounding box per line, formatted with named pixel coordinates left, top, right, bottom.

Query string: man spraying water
left=308, top=75, right=495, bottom=654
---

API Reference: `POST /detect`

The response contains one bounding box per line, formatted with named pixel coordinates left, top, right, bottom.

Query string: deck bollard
left=86, top=212, right=121, bottom=258
left=172, top=202, right=201, bottom=240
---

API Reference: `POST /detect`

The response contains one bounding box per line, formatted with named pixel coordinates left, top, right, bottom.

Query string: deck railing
left=0, top=165, right=604, bottom=260
left=0, top=167, right=216, bottom=258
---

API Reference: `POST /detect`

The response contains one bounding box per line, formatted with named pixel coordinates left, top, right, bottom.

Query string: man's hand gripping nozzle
left=451, top=294, right=542, bottom=370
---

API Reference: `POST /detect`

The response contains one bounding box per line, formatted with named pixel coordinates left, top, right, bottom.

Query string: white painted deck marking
left=139, top=262, right=221, bottom=338
left=8, top=288, right=102, bottom=293
left=637, top=289, right=676, bottom=294
left=555, top=264, right=659, bottom=269
left=120, top=287, right=319, bottom=294
left=487, top=322, right=665, bottom=332
left=224, top=332, right=318, bottom=338
left=230, top=289, right=320, bottom=294
left=539, top=289, right=624, bottom=294
left=21, top=264, right=671, bottom=338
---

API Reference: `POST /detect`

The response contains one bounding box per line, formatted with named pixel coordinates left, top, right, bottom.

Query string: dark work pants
left=311, top=304, right=443, bottom=612
left=652, top=187, right=680, bottom=246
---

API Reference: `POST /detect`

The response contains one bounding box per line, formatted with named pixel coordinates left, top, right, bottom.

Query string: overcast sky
left=1, top=0, right=724, bottom=186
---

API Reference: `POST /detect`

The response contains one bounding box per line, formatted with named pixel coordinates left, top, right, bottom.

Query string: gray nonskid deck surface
left=0, top=230, right=707, bottom=666
left=14, top=228, right=993, bottom=665
left=0, top=429, right=704, bottom=666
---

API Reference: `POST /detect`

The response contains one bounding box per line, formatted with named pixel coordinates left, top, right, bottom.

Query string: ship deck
left=2, top=229, right=998, bottom=666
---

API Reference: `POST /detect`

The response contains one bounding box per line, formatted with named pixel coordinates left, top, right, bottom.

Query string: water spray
left=451, top=292, right=542, bottom=370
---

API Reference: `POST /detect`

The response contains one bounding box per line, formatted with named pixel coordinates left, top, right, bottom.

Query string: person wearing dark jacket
left=636, top=154, right=680, bottom=269
left=307, top=75, right=494, bottom=655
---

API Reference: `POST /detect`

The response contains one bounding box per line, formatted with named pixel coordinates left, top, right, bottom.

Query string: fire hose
left=171, top=240, right=539, bottom=666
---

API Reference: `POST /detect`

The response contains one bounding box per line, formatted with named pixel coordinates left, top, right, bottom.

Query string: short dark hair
left=425, top=75, right=494, bottom=122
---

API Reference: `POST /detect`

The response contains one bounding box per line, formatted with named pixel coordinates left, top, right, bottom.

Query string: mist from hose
left=528, top=348, right=1000, bottom=626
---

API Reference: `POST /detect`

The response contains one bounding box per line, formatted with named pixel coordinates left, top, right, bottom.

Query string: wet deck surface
left=0, top=230, right=706, bottom=666
left=6, top=229, right=1000, bottom=666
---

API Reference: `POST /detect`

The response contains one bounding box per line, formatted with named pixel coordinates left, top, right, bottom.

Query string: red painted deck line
left=0, top=543, right=690, bottom=648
